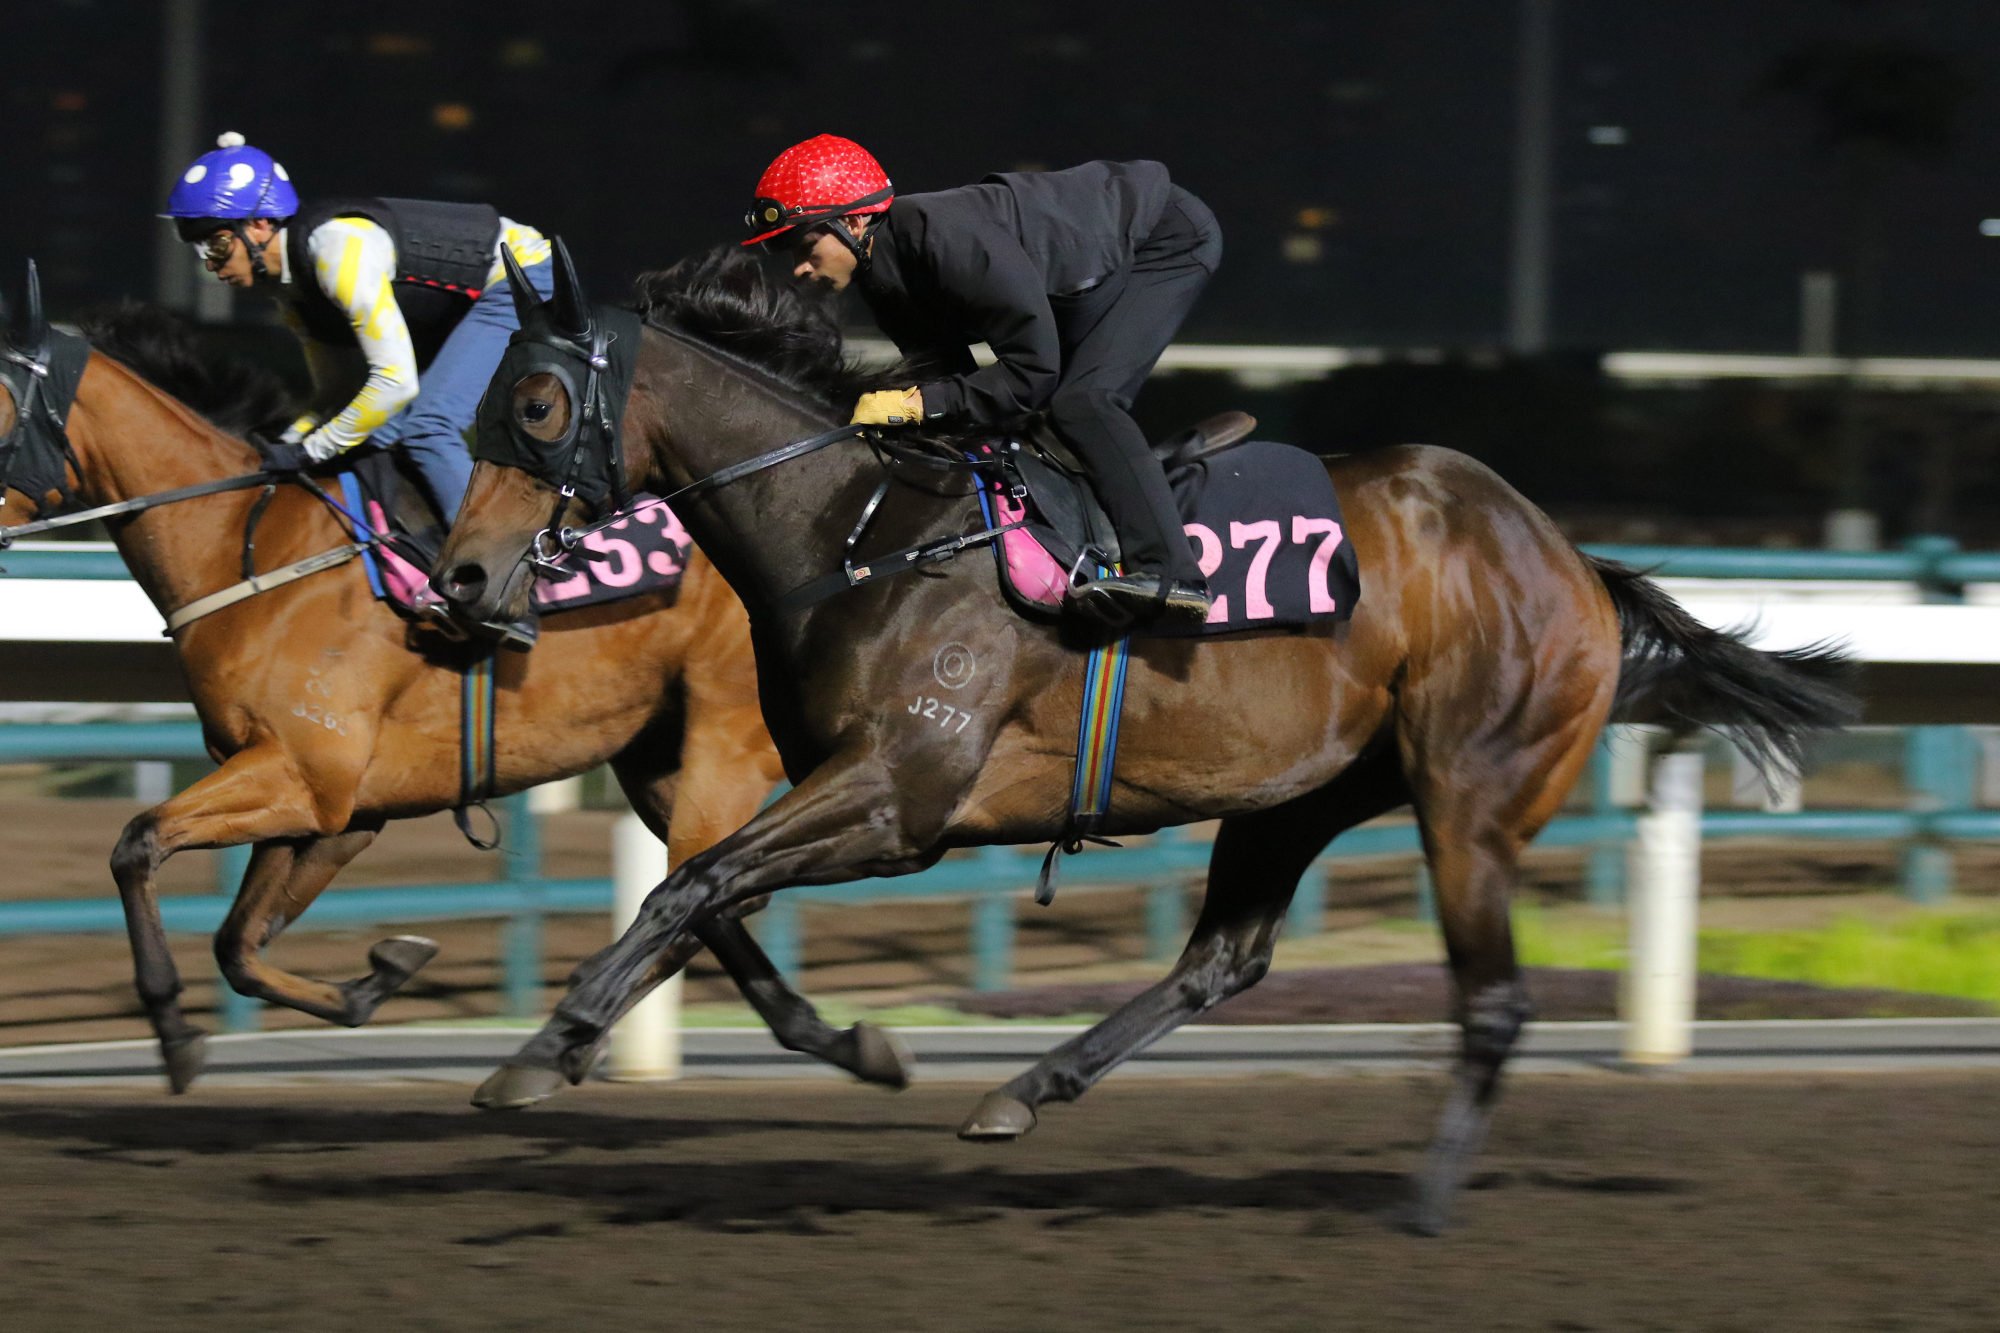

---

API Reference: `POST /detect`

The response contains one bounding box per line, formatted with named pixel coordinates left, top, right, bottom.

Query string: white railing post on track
left=1622, top=743, right=1704, bottom=1065
left=607, top=813, right=681, bottom=1081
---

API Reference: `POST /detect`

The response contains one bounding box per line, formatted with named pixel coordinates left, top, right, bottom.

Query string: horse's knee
left=110, top=816, right=161, bottom=886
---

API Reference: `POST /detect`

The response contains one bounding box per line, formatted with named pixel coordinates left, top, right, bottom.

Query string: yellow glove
left=851, top=387, right=924, bottom=426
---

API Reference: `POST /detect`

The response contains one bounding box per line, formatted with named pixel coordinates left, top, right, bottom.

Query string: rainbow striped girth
left=1035, top=627, right=1133, bottom=906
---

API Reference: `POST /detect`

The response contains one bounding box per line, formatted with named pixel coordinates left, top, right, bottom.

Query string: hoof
left=957, top=1091, right=1036, bottom=1141
left=847, top=1022, right=913, bottom=1090
left=1405, top=1195, right=1452, bottom=1238
left=471, top=1063, right=567, bottom=1111
left=161, top=1031, right=207, bottom=1095
left=369, top=934, right=440, bottom=989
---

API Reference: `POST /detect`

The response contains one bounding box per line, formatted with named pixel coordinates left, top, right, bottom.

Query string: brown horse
left=0, top=282, right=908, bottom=1094
left=437, top=246, right=1855, bottom=1231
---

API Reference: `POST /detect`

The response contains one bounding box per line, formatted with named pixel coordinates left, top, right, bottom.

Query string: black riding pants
left=1047, top=186, right=1222, bottom=583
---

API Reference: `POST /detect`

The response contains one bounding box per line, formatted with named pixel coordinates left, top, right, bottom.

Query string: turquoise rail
left=3, top=721, right=1998, bottom=1024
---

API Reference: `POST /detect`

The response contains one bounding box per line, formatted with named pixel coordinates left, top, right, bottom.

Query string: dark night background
left=9, top=0, right=2000, bottom=539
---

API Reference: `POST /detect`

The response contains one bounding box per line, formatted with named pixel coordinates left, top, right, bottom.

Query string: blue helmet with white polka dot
left=162, top=131, right=298, bottom=226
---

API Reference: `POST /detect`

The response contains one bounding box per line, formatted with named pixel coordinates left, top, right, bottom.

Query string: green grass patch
left=1514, top=905, right=2000, bottom=1007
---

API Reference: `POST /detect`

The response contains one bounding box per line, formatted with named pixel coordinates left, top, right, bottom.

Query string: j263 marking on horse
left=290, top=702, right=348, bottom=735
left=1184, top=517, right=1345, bottom=624
left=292, top=667, right=348, bottom=734
left=909, top=694, right=975, bottom=733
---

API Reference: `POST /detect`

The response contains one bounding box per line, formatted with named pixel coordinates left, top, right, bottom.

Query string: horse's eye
left=522, top=401, right=552, bottom=424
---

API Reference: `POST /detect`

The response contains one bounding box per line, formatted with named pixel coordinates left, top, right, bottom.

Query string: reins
left=0, top=471, right=274, bottom=545
left=536, top=416, right=1026, bottom=615
left=0, top=466, right=397, bottom=635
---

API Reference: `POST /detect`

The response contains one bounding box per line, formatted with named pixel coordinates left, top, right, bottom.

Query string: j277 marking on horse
left=909, top=694, right=976, bottom=733
left=1184, top=517, right=1344, bottom=625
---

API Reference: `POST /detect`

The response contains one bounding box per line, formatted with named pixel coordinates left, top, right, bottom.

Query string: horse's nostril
left=442, top=563, right=489, bottom=601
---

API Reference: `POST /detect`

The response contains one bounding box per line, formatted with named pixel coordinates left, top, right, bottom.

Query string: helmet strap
left=236, top=221, right=279, bottom=281
left=828, top=216, right=876, bottom=275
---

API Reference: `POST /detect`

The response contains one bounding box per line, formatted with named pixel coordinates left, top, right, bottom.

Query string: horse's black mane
left=631, top=247, right=933, bottom=413
left=74, top=302, right=295, bottom=436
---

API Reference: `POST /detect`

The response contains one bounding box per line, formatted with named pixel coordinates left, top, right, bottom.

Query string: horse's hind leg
left=606, top=724, right=912, bottom=1090
left=960, top=747, right=1408, bottom=1140
left=212, top=821, right=436, bottom=1029
left=1401, top=700, right=1609, bottom=1235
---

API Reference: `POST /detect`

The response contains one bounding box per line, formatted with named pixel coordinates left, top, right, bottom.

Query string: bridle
left=0, top=325, right=285, bottom=553
left=0, top=325, right=86, bottom=523
left=480, top=305, right=1022, bottom=617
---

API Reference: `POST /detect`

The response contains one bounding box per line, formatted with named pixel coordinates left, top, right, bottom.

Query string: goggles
left=742, top=186, right=894, bottom=247
left=172, top=218, right=238, bottom=265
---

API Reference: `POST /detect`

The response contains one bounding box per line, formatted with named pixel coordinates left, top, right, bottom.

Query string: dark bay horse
left=436, top=246, right=1855, bottom=1231
left=0, top=284, right=908, bottom=1094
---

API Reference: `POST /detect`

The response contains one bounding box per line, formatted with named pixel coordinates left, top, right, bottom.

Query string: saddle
left=974, top=411, right=1361, bottom=637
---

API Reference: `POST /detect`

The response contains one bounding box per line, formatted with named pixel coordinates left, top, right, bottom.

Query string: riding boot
left=1068, top=570, right=1211, bottom=629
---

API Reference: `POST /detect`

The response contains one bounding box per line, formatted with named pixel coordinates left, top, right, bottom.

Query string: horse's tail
left=1585, top=554, right=1860, bottom=786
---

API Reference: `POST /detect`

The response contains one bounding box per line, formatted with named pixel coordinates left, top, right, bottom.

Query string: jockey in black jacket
left=744, top=135, right=1222, bottom=627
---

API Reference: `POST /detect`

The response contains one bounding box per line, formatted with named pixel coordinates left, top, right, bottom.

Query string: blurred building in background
left=10, top=0, right=1997, bottom=353
left=8, top=0, right=2000, bottom=540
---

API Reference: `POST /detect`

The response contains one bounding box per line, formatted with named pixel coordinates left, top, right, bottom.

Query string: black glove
left=253, top=435, right=311, bottom=474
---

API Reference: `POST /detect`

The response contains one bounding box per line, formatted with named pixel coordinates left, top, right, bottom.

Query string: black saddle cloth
left=986, top=436, right=1361, bottom=637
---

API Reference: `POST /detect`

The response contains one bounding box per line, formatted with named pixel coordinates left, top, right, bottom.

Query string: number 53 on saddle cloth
left=339, top=456, right=693, bottom=619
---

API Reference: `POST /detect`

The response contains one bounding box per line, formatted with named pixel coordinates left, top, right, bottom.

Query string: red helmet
left=742, top=134, right=894, bottom=246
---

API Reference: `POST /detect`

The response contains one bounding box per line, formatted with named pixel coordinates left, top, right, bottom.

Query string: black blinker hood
left=0, top=258, right=86, bottom=514
left=474, top=302, right=640, bottom=513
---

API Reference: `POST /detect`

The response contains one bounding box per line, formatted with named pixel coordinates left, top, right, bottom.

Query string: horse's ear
left=7, top=259, right=45, bottom=352
left=500, top=244, right=544, bottom=330
left=548, top=237, right=591, bottom=339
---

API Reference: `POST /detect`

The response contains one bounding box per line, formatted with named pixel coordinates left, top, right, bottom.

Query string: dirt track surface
left=5, top=1074, right=1998, bottom=1331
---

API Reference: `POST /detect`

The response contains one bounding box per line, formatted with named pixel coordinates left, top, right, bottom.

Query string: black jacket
left=856, top=160, right=1173, bottom=424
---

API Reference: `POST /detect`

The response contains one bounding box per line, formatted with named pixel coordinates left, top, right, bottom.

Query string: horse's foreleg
left=110, top=743, right=362, bottom=1092
left=109, top=812, right=209, bottom=1094
left=959, top=749, right=1405, bottom=1140
left=212, top=823, right=433, bottom=1029
left=476, top=753, right=919, bottom=1109
left=691, top=915, right=912, bottom=1089
left=608, top=706, right=913, bottom=1089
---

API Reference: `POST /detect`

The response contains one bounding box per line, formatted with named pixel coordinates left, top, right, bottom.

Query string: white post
left=133, top=760, right=174, bottom=804
left=1731, top=746, right=1802, bottom=812
left=1605, top=724, right=1658, bottom=807
left=606, top=813, right=680, bottom=1080
left=527, top=774, right=585, bottom=814
left=1622, top=746, right=1703, bottom=1064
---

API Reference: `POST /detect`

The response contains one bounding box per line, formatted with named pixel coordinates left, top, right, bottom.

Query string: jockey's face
left=789, top=218, right=868, bottom=291
left=200, top=219, right=280, bottom=288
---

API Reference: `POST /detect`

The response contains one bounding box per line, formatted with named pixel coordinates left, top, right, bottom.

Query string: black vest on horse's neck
left=283, top=196, right=502, bottom=369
